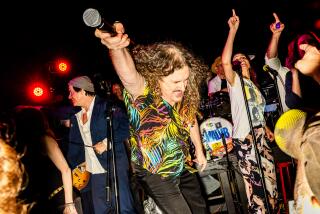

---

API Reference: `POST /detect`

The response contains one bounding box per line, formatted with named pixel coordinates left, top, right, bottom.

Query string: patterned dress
left=231, top=77, right=278, bottom=213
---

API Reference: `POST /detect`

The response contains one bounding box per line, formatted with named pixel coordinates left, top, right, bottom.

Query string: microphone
left=83, top=8, right=116, bottom=35
left=263, top=65, right=278, bottom=76
left=232, top=60, right=242, bottom=74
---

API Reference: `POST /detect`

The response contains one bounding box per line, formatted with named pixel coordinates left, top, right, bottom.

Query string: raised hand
left=95, top=21, right=131, bottom=50
left=228, top=9, right=240, bottom=31
left=269, top=12, right=285, bottom=34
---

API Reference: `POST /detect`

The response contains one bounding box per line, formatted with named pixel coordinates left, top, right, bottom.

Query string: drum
left=209, top=91, right=231, bottom=120
left=199, top=98, right=215, bottom=120
left=200, top=117, right=233, bottom=160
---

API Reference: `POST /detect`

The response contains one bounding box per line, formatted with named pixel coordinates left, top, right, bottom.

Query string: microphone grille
left=274, top=109, right=306, bottom=159
left=83, top=8, right=101, bottom=27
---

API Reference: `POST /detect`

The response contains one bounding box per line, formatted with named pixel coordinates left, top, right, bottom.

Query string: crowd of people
left=0, top=7, right=319, bottom=214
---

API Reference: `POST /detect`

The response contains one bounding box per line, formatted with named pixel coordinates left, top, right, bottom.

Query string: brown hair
left=132, top=41, right=209, bottom=122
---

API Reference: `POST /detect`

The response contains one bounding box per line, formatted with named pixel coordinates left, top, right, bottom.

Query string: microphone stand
left=221, top=133, right=245, bottom=213
left=267, top=69, right=283, bottom=115
left=106, top=103, right=120, bottom=214
left=267, top=69, right=296, bottom=172
left=235, top=69, right=272, bottom=214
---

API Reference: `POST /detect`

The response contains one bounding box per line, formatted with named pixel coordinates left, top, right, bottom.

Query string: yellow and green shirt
left=123, top=85, right=195, bottom=178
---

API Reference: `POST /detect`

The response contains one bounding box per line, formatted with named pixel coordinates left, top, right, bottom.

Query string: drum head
left=200, top=117, right=233, bottom=160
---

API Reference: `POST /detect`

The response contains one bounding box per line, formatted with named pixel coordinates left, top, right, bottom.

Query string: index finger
left=273, top=12, right=280, bottom=23
left=232, top=9, right=236, bottom=17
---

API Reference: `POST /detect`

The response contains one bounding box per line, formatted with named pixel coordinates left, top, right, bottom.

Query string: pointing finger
left=273, top=12, right=280, bottom=23
left=232, top=9, right=236, bottom=17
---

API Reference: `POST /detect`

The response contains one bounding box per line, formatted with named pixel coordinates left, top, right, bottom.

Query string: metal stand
left=106, top=105, right=119, bottom=214
left=236, top=71, right=272, bottom=214
left=267, top=68, right=284, bottom=115
left=221, top=133, right=246, bottom=213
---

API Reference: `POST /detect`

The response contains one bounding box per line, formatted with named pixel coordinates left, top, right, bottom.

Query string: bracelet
left=64, top=202, right=75, bottom=207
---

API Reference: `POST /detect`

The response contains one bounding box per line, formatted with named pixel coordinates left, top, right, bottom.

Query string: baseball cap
left=68, top=76, right=95, bottom=93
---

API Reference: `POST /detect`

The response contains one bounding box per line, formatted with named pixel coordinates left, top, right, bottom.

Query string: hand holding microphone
left=83, top=8, right=131, bottom=49
left=83, top=8, right=116, bottom=34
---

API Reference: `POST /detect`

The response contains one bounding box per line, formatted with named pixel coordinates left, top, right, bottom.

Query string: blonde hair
left=0, top=140, right=29, bottom=214
left=211, top=56, right=222, bottom=74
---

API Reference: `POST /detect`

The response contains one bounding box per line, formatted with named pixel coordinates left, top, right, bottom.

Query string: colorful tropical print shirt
left=123, top=85, right=196, bottom=178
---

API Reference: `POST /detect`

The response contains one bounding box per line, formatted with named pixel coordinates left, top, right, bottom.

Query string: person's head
left=0, top=112, right=15, bottom=146
left=211, top=56, right=225, bottom=79
left=132, top=41, right=208, bottom=121
left=286, top=31, right=320, bottom=69
left=295, top=44, right=320, bottom=83
left=112, top=82, right=124, bottom=101
left=68, top=76, right=95, bottom=108
left=275, top=109, right=320, bottom=203
left=15, top=107, right=51, bottom=154
left=232, top=53, right=258, bottom=85
left=0, top=140, right=29, bottom=214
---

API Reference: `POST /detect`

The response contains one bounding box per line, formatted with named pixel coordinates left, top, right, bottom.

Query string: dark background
left=1, top=0, right=319, bottom=110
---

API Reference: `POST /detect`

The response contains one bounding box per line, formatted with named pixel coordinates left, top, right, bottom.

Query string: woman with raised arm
left=15, top=107, right=79, bottom=214
left=221, top=9, right=278, bottom=213
left=265, top=12, right=289, bottom=112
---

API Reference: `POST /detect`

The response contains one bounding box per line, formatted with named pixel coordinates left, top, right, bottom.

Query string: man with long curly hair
left=94, top=22, right=209, bottom=214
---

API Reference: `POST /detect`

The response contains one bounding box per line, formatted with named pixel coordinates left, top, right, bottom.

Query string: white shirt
left=264, top=55, right=289, bottom=112
left=228, top=74, right=266, bottom=139
left=208, top=75, right=222, bottom=95
left=76, top=96, right=106, bottom=174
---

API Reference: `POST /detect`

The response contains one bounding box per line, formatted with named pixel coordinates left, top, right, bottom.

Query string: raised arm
left=221, top=9, right=240, bottom=86
left=266, top=13, right=285, bottom=59
left=44, top=135, right=77, bottom=214
left=95, top=22, right=145, bottom=99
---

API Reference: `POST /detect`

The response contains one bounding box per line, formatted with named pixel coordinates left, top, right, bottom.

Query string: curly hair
left=285, top=31, right=320, bottom=70
left=131, top=41, right=209, bottom=122
left=0, top=140, right=29, bottom=214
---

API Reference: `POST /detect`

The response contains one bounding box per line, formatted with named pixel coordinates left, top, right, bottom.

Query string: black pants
left=135, top=167, right=208, bottom=214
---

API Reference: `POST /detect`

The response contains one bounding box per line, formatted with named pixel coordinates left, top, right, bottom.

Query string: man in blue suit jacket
left=67, top=76, right=111, bottom=214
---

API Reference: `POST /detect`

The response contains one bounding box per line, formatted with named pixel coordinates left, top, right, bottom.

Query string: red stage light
left=28, top=82, right=49, bottom=103
left=33, top=86, right=44, bottom=97
left=55, top=59, right=71, bottom=74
